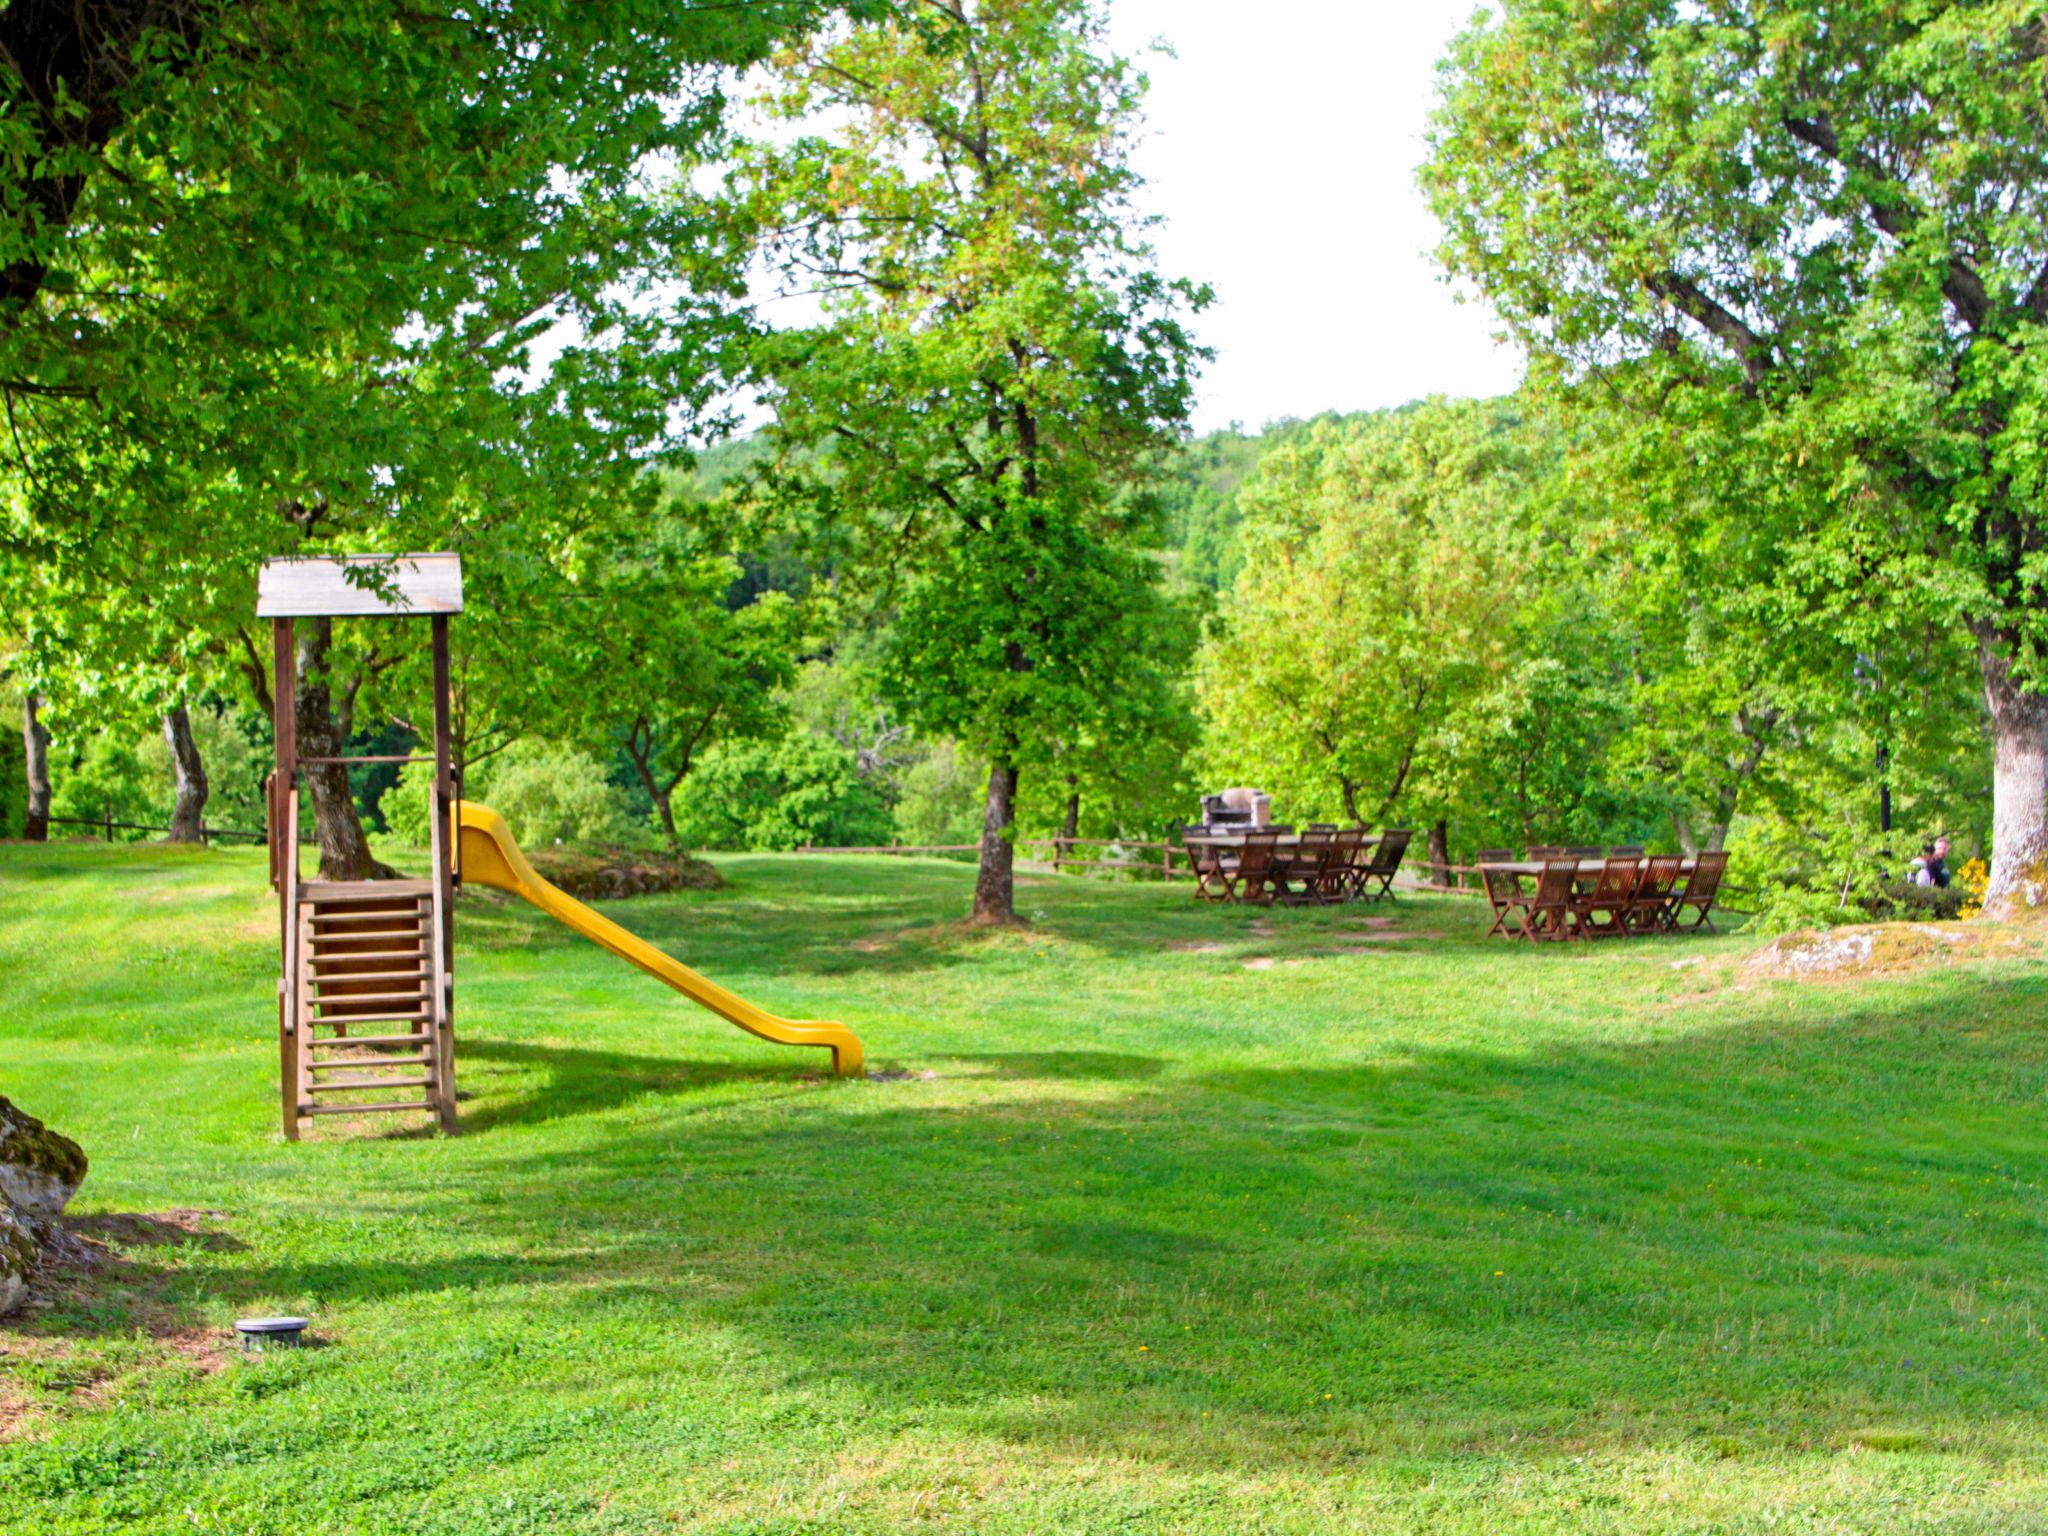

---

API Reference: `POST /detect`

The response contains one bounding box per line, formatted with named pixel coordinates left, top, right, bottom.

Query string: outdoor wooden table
left=1478, top=857, right=1696, bottom=877
left=1182, top=832, right=1380, bottom=850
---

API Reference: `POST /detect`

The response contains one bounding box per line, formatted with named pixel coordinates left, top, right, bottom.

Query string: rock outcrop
left=0, top=1096, right=87, bottom=1219
left=0, top=1195, right=36, bottom=1315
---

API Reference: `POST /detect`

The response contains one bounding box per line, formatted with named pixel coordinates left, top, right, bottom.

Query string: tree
left=1194, top=401, right=1542, bottom=832
left=0, top=0, right=842, bottom=877
left=738, top=0, right=1208, bottom=921
left=1425, top=2, right=2048, bottom=913
left=513, top=539, right=799, bottom=850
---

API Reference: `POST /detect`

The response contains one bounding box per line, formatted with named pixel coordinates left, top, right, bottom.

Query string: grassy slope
left=0, top=842, right=2044, bottom=1534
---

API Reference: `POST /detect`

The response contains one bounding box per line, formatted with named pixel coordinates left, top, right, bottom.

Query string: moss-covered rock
left=0, top=1194, right=38, bottom=1316
left=514, top=845, right=725, bottom=902
left=0, top=1096, right=88, bottom=1218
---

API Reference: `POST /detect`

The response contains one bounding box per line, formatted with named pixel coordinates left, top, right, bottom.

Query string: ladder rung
left=305, top=1100, right=434, bottom=1116
left=309, top=1076, right=433, bottom=1093
left=313, top=989, right=427, bottom=1008
left=309, top=1010, right=430, bottom=1027
left=310, top=1054, right=432, bottom=1070
left=307, top=966, right=428, bottom=983
left=300, top=880, right=433, bottom=902
left=310, top=932, right=426, bottom=947
left=309, top=1034, right=430, bottom=1049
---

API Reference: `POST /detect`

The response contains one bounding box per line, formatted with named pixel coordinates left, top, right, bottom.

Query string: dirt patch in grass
left=1168, top=940, right=1229, bottom=955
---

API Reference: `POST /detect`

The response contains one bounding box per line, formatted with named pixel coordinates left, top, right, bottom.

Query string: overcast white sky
left=1103, top=0, right=1523, bottom=432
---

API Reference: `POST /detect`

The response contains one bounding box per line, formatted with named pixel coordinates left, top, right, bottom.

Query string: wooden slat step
left=312, top=989, right=427, bottom=1009
left=305, top=1100, right=434, bottom=1117
left=309, top=1076, right=433, bottom=1093
left=310, top=930, right=427, bottom=947
left=310, top=912, right=426, bottom=929
left=309, top=1010, right=430, bottom=1027
left=301, top=879, right=434, bottom=902
left=309, top=1034, right=430, bottom=1050
left=310, top=1054, right=432, bottom=1070
left=306, top=965, right=428, bottom=983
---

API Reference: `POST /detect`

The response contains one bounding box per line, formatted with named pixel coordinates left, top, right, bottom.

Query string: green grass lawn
left=2, top=841, right=2045, bottom=1534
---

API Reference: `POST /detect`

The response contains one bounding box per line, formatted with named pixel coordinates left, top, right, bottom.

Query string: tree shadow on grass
left=19, top=982, right=2048, bottom=1489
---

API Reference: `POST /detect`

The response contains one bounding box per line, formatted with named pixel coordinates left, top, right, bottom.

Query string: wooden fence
left=44, top=810, right=303, bottom=846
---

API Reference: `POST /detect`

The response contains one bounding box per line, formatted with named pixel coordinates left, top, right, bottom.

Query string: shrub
left=891, top=740, right=985, bottom=847
left=673, top=733, right=891, bottom=852
left=385, top=740, right=635, bottom=849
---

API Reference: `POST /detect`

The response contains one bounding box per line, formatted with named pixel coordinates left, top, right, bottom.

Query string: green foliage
left=387, top=740, right=635, bottom=852
left=673, top=733, right=891, bottom=852
left=891, top=741, right=988, bottom=847
left=1195, top=399, right=1548, bottom=828
left=46, top=734, right=157, bottom=838
left=1423, top=0, right=2048, bottom=899
left=480, top=741, right=638, bottom=850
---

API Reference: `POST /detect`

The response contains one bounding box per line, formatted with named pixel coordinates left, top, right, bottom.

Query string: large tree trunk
left=649, top=785, right=680, bottom=848
left=21, top=693, right=50, bottom=840
left=1976, top=624, right=2048, bottom=916
left=162, top=704, right=209, bottom=844
left=1427, top=819, right=1451, bottom=888
left=296, top=618, right=390, bottom=881
left=971, top=758, right=1020, bottom=925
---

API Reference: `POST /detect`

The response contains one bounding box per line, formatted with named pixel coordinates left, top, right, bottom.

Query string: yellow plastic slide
left=454, top=802, right=863, bottom=1076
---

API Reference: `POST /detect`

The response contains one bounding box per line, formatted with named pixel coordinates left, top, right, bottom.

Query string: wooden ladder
left=287, top=879, right=456, bottom=1132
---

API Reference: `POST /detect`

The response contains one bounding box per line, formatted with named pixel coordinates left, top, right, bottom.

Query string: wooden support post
left=428, top=615, right=459, bottom=1134
left=272, top=617, right=302, bottom=1141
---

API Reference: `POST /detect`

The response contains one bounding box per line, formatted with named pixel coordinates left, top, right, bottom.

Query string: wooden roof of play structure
left=256, top=553, right=463, bottom=619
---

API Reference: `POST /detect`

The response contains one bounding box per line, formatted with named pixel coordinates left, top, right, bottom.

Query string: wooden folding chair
left=1670, top=850, right=1729, bottom=932
left=1353, top=827, right=1413, bottom=901
left=1626, top=855, right=1683, bottom=934
left=1183, top=827, right=1229, bottom=902
left=1526, top=844, right=1563, bottom=860
left=1319, top=828, right=1366, bottom=904
left=1279, top=829, right=1335, bottom=906
left=1478, top=855, right=1529, bottom=938
left=1610, top=844, right=1645, bottom=858
left=1525, top=859, right=1579, bottom=941
left=1573, top=857, right=1642, bottom=938
left=1224, top=831, right=1282, bottom=905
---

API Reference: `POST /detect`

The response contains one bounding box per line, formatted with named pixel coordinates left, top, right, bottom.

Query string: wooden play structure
left=261, top=553, right=861, bottom=1141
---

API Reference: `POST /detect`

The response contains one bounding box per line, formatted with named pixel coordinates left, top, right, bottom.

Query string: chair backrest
left=1531, top=859, right=1578, bottom=906
left=1565, top=845, right=1604, bottom=860
left=1237, top=831, right=1281, bottom=878
left=1591, top=857, right=1641, bottom=902
left=1330, top=828, right=1366, bottom=861
left=1610, top=844, right=1645, bottom=858
left=1637, top=854, right=1682, bottom=898
left=1684, top=850, right=1728, bottom=902
left=1474, top=848, right=1514, bottom=863
left=1306, top=822, right=1338, bottom=832
left=1368, top=827, right=1413, bottom=875
left=1527, top=844, right=1563, bottom=859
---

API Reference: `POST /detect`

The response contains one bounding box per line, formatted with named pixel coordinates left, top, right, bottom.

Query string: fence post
left=104, top=805, right=114, bottom=842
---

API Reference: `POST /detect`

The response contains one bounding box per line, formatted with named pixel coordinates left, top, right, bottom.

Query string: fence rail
left=45, top=811, right=309, bottom=846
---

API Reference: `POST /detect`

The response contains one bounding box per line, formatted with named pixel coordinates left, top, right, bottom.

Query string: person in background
left=1910, top=843, right=1935, bottom=886
left=1928, top=835, right=1952, bottom=889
